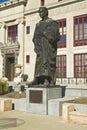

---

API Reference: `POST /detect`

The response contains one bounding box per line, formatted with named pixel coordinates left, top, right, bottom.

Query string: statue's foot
left=50, top=81, right=55, bottom=86
left=28, top=78, right=38, bottom=87
left=44, top=79, right=49, bottom=86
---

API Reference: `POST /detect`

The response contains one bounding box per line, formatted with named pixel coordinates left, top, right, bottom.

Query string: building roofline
left=24, top=0, right=87, bottom=16
left=0, top=0, right=27, bottom=11
left=48, top=0, right=87, bottom=10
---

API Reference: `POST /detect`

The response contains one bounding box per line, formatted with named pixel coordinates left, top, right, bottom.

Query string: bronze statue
left=30, top=6, right=60, bottom=86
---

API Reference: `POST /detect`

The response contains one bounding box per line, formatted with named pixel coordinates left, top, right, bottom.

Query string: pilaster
left=0, top=22, right=6, bottom=44
left=66, top=15, right=74, bottom=78
left=17, top=17, right=25, bottom=73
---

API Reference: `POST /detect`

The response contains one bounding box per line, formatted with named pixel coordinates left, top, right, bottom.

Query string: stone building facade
left=0, top=0, right=87, bottom=84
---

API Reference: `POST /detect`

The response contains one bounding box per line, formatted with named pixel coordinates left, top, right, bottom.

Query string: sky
left=0, top=0, right=9, bottom=3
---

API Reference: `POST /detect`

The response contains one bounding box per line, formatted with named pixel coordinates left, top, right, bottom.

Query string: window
left=26, top=55, right=30, bottom=63
left=57, top=19, right=66, bottom=48
left=74, top=14, right=87, bottom=46
left=8, top=25, right=18, bottom=43
left=41, top=0, right=44, bottom=6
left=74, top=54, right=87, bottom=78
left=26, top=26, right=30, bottom=34
left=56, top=55, right=66, bottom=78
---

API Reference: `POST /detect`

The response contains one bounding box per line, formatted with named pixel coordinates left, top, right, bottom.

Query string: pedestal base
left=0, top=99, right=12, bottom=112
left=26, top=85, right=62, bottom=115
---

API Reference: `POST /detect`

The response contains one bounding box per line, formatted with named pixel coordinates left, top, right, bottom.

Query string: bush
left=0, top=78, right=8, bottom=95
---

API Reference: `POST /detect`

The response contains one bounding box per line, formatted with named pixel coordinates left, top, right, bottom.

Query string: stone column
left=0, top=22, right=6, bottom=77
left=0, top=22, right=6, bottom=43
left=66, top=16, right=73, bottom=78
left=17, top=17, right=25, bottom=73
left=0, top=53, right=3, bottom=77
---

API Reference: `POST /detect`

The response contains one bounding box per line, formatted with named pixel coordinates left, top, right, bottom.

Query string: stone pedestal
left=26, top=85, right=62, bottom=115
left=0, top=99, right=12, bottom=112
left=65, top=85, right=87, bottom=97
left=62, top=103, right=74, bottom=121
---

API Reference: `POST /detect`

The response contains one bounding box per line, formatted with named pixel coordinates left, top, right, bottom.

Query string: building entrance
left=5, top=54, right=15, bottom=81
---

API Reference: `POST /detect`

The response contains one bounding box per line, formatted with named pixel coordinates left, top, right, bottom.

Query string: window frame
left=74, top=53, right=87, bottom=78
left=26, top=26, right=30, bottom=34
left=56, top=55, right=66, bottom=78
left=41, top=0, right=45, bottom=6
left=7, top=24, right=18, bottom=43
left=26, top=55, right=30, bottom=63
left=74, top=14, right=87, bottom=46
left=57, top=19, right=66, bottom=48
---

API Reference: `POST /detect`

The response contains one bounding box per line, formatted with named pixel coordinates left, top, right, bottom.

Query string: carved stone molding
left=0, top=22, right=6, bottom=28
left=16, top=17, right=26, bottom=25
left=0, top=42, right=20, bottom=56
left=0, top=0, right=27, bottom=11
left=0, top=41, right=20, bottom=77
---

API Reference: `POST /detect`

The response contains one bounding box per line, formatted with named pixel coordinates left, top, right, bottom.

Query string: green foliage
left=0, top=78, right=8, bottom=95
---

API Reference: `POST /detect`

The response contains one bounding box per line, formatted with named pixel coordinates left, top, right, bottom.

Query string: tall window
left=74, top=54, right=87, bottom=78
left=74, top=14, right=87, bottom=46
left=8, top=25, right=18, bottom=43
left=26, top=26, right=30, bottom=34
left=57, top=19, right=66, bottom=48
left=56, top=55, right=66, bottom=78
left=26, top=55, right=30, bottom=63
left=41, top=0, right=44, bottom=6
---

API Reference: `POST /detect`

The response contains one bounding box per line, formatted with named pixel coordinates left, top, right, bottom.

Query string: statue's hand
left=34, top=47, right=41, bottom=55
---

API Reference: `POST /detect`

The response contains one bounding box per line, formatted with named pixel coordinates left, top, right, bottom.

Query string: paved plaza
left=0, top=110, right=87, bottom=130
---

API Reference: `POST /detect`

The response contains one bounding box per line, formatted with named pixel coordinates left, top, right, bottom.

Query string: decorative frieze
left=0, top=0, right=27, bottom=10
left=1, top=43, right=20, bottom=77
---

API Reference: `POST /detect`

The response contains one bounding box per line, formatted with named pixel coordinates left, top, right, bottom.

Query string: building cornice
left=24, top=0, right=87, bottom=16
left=48, top=0, right=87, bottom=10
left=0, top=0, right=27, bottom=11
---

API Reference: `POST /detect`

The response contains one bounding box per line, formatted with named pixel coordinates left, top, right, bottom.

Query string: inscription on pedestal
left=29, top=90, right=43, bottom=104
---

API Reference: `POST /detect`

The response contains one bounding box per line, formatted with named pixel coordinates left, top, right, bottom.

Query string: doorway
left=5, top=54, right=15, bottom=81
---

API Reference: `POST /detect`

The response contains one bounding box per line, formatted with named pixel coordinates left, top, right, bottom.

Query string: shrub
left=0, top=78, right=8, bottom=95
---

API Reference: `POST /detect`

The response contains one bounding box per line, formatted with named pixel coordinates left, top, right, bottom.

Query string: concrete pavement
left=0, top=110, right=87, bottom=130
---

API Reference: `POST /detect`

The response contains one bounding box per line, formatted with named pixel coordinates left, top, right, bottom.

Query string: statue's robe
left=33, top=17, right=60, bottom=84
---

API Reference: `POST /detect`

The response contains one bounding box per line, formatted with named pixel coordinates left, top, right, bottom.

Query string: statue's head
left=38, top=6, right=48, bottom=19
left=15, top=64, right=22, bottom=76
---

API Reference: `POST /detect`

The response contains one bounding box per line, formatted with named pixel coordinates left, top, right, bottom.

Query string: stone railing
left=56, top=78, right=87, bottom=85
left=7, top=36, right=18, bottom=44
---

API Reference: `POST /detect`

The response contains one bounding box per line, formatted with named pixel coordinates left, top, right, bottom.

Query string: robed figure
left=31, top=6, right=60, bottom=86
